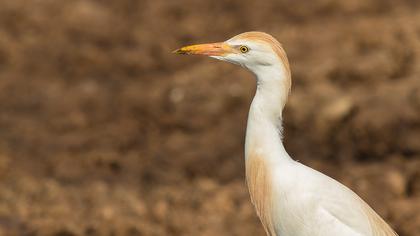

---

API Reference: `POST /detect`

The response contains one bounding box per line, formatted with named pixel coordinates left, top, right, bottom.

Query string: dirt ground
left=0, top=0, right=419, bottom=235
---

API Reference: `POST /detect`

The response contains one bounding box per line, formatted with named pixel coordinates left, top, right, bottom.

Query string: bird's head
left=173, top=31, right=290, bottom=77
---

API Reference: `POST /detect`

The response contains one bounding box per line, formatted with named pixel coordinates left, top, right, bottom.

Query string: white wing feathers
left=312, top=166, right=399, bottom=236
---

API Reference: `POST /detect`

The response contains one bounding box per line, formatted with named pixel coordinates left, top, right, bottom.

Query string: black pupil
left=241, top=47, right=247, bottom=52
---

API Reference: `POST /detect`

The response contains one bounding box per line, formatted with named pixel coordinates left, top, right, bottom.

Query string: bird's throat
left=245, top=67, right=291, bottom=163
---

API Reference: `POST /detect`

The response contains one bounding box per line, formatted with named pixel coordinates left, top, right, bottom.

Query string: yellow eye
left=239, top=46, right=249, bottom=53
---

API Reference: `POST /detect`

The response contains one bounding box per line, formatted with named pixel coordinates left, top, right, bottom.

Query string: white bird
left=174, top=31, right=398, bottom=236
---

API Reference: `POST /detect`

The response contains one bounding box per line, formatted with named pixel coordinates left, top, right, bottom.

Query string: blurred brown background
left=0, top=0, right=419, bottom=235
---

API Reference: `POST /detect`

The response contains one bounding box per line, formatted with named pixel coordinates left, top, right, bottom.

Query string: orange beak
left=173, top=42, right=232, bottom=56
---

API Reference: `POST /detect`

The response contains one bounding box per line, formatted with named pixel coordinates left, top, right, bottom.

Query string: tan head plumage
left=231, top=32, right=290, bottom=76
left=231, top=32, right=291, bottom=97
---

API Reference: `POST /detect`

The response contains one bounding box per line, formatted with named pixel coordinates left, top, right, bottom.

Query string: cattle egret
left=174, top=32, right=398, bottom=236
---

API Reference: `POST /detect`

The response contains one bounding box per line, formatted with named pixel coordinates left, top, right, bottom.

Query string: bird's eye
left=239, top=46, right=249, bottom=53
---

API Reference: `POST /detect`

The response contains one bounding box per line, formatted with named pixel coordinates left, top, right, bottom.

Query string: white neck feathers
left=244, top=47, right=292, bottom=236
left=245, top=59, right=291, bottom=162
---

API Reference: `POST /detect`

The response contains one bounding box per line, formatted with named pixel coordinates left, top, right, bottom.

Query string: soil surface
left=0, top=0, right=419, bottom=235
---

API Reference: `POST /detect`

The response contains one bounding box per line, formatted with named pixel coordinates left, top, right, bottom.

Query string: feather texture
left=361, top=200, right=398, bottom=236
left=246, top=153, right=276, bottom=236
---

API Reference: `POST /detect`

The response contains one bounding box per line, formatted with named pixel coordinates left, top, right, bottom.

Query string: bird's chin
left=210, top=55, right=225, bottom=61
left=210, top=56, right=241, bottom=66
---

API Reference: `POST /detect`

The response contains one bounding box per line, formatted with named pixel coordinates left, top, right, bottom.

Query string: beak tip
left=172, top=48, right=186, bottom=55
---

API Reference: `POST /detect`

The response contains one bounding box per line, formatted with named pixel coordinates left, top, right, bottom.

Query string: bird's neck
left=245, top=64, right=292, bottom=163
